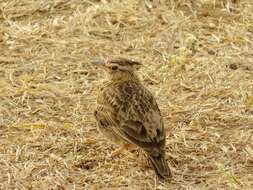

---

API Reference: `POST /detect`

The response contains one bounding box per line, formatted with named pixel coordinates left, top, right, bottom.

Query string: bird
left=93, top=57, right=171, bottom=179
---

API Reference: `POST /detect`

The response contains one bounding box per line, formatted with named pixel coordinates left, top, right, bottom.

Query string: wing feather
left=96, top=81, right=166, bottom=153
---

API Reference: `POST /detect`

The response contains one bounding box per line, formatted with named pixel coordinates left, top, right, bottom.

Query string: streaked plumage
left=93, top=57, right=171, bottom=178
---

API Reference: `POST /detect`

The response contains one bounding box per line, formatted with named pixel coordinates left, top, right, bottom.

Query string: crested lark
left=94, top=58, right=171, bottom=178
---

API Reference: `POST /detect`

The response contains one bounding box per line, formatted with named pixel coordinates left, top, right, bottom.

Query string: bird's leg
left=136, top=150, right=151, bottom=169
left=110, top=146, right=125, bottom=158
left=110, top=144, right=136, bottom=158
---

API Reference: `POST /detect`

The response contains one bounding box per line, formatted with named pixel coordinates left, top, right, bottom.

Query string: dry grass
left=0, top=0, right=253, bottom=189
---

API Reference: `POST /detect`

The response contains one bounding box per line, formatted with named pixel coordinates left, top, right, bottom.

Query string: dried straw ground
left=0, top=0, right=253, bottom=189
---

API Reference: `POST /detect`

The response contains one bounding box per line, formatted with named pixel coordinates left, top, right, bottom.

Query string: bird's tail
left=147, top=153, right=172, bottom=179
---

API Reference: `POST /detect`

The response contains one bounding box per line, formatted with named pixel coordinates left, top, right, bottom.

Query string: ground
left=0, top=0, right=253, bottom=189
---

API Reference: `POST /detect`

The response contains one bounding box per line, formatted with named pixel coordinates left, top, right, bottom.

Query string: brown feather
left=94, top=58, right=172, bottom=178
left=147, top=153, right=172, bottom=179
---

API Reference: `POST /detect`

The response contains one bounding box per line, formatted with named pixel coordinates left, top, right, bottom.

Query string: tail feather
left=147, top=153, right=172, bottom=179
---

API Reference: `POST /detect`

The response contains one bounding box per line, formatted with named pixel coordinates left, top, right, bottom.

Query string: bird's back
left=98, top=80, right=165, bottom=146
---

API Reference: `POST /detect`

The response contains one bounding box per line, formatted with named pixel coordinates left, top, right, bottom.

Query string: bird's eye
left=111, top=66, right=118, bottom=70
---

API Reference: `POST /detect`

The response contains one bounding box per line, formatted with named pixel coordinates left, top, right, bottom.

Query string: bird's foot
left=110, top=147, right=125, bottom=158
left=110, top=144, right=136, bottom=158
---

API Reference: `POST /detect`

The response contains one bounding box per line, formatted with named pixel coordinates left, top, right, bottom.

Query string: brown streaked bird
left=93, top=57, right=171, bottom=179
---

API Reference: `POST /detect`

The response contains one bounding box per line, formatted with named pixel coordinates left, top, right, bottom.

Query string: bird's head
left=94, top=57, right=142, bottom=81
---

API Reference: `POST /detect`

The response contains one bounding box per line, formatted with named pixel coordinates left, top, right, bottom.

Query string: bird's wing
left=97, top=82, right=166, bottom=154
left=94, top=105, right=117, bottom=128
